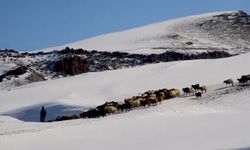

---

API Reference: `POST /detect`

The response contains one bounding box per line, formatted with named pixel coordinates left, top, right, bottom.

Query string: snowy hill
left=1, top=11, right=250, bottom=150
left=40, top=11, right=250, bottom=54
left=1, top=11, right=250, bottom=89
left=1, top=50, right=250, bottom=149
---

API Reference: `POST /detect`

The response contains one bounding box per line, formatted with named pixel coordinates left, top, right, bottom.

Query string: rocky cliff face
left=53, top=56, right=90, bottom=75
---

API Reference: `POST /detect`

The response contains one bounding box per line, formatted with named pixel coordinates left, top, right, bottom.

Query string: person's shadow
left=1, top=103, right=91, bottom=122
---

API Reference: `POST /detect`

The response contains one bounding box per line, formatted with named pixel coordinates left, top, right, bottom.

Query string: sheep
left=80, top=108, right=103, bottom=118
left=140, top=98, right=149, bottom=107
left=97, top=101, right=119, bottom=111
left=160, top=88, right=169, bottom=98
left=223, top=79, right=234, bottom=86
left=175, top=89, right=181, bottom=96
left=237, top=78, right=248, bottom=84
left=182, top=87, right=195, bottom=95
left=157, top=91, right=165, bottom=103
left=55, top=114, right=80, bottom=121
left=117, top=102, right=131, bottom=112
left=104, top=106, right=118, bottom=114
left=242, top=74, right=250, bottom=81
left=125, top=98, right=141, bottom=109
left=191, top=84, right=200, bottom=91
left=238, top=75, right=250, bottom=84
left=199, top=85, right=207, bottom=93
left=145, top=95, right=158, bottom=106
left=195, top=92, right=202, bottom=98
left=167, top=88, right=180, bottom=98
left=144, top=90, right=155, bottom=96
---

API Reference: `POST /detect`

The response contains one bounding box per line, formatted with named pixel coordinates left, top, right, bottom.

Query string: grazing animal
left=157, top=92, right=165, bottom=103
left=182, top=87, right=195, bottom=95
left=237, top=78, right=248, bottom=84
left=175, top=89, right=181, bottom=97
left=130, top=99, right=141, bottom=108
left=125, top=98, right=141, bottom=109
left=167, top=89, right=180, bottom=98
left=145, top=90, right=155, bottom=96
left=160, top=88, right=169, bottom=99
left=140, top=94, right=158, bottom=107
left=242, top=75, right=250, bottom=81
left=146, top=96, right=158, bottom=106
left=223, top=79, right=234, bottom=86
left=192, top=84, right=200, bottom=91
left=199, top=85, right=207, bottom=93
left=97, top=101, right=119, bottom=111
left=140, top=99, right=148, bottom=107
left=116, top=101, right=125, bottom=112
left=104, top=106, right=118, bottom=114
left=56, top=114, right=80, bottom=121
left=80, top=108, right=103, bottom=118
left=238, top=74, right=250, bottom=84
left=195, top=92, right=202, bottom=98
left=117, top=102, right=131, bottom=112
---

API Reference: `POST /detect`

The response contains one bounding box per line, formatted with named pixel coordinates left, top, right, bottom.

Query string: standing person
left=40, top=106, right=47, bottom=122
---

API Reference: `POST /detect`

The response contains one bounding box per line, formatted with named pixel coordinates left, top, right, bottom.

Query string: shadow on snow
left=1, top=103, right=91, bottom=122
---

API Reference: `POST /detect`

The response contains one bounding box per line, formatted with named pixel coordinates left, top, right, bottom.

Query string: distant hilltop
left=38, top=11, right=250, bottom=54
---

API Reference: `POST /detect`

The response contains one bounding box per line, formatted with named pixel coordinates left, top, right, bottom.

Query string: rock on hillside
left=52, top=56, right=90, bottom=75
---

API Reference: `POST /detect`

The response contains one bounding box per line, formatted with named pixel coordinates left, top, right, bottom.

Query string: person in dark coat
left=40, top=106, right=47, bottom=122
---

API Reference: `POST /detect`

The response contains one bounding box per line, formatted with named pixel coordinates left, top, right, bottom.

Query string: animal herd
left=79, top=88, right=180, bottom=119
left=53, top=74, right=250, bottom=122
left=237, top=74, right=250, bottom=84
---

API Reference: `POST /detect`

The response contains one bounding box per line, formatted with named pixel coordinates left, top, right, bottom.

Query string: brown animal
left=223, top=79, right=234, bottom=86
left=147, top=96, right=158, bottom=106
left=157, top=92, right=165, bottom=103
left=140, top=93, right=158, bottom=107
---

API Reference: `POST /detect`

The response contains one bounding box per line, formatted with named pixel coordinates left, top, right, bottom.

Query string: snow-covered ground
left=1, top=50, right=250, bottom=149
left=2, top=10, right=250, bottom=150
left=38, top=11, right=250, bottom=54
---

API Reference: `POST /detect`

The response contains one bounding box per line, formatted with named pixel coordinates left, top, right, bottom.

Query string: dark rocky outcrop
left=0, top=47, right=235, bottom=87
left=146, top=51, right=232, bottom=63
left=53, top=56, right=90, bottom=75
left=214, top=10, right=250, bottom=26
left=186, top=41, right=193, bottom=45
left=197, top=10, right=250, bottom=47
left=26, top=69, right=45, bottom=82
left=0, top=66, right=28, bottom=82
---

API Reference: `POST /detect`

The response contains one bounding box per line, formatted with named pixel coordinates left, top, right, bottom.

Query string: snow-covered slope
left=2, top=11, right=250, bottom=150
left=1, top=50, right=250, bottom=149
left=39, top=11, right=250, bottom=54
left=1, top=52, right=250, bottom=114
